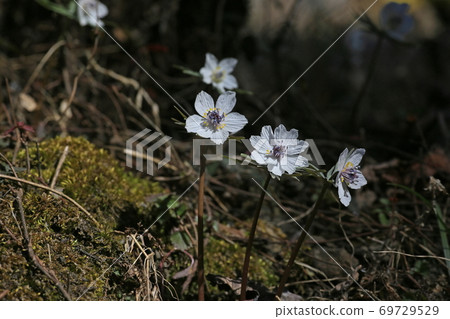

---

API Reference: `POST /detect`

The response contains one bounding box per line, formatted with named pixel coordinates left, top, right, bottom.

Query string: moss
left=0, top=136, right=165, bottom=300
left=205, top=237, right=278, bottom=287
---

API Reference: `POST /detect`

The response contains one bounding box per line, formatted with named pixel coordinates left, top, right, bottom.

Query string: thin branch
left=50, top=145, right=69, bottom=189
left=0, top=173, right=100, bottom=227
left=23, top=40, right=66, bottom=93
left=14, top=188, right=72, bottom=300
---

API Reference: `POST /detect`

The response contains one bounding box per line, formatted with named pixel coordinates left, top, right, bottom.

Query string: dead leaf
left=19, top=93, right=38, bottom=112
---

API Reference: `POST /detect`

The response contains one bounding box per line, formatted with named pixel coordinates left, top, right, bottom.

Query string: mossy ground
left=0, top=136, right=283, bottom=300
left=0, top=136, right=165, bottom=300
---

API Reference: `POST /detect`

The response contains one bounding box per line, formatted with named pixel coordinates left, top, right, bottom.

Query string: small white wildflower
left=77, top=0, right=109, bottom=27
left=334, top=148, right=367, bottom=207
left=200, top=53, right=238, bottom=93
left=185, top=91, right=247, bottom=145
left=379, top=2, right=414, bottom=41
left=250, top=125, right=309, bottom=177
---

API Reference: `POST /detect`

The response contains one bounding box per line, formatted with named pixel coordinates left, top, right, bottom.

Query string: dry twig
left=0, top=173, right=99, bottom=227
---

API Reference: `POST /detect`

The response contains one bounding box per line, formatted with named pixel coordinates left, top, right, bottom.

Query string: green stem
left=433, top=199, right=450, bottom=277
left=240, top=173, right=271, bottom=300
left=197, top=151, right=206, bottom=301
left=275, top=181, right=329, bottom=299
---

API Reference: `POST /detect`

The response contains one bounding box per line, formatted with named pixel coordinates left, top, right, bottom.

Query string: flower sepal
left=292, top=163, right=326, bottom=180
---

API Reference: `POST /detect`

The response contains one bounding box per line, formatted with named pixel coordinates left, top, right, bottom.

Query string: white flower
left=250, top=125, right=309, bottom=176
left=200, top=53, right=238, bottom=93
left=185, top=91, right=247, bottom=145
left=77, top=0, right=109, bottom=27
left=379, top=2, right=414, bottom=41
left=334, top=148, right=367, bottom=207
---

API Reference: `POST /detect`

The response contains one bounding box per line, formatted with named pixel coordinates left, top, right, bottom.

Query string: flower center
left=341, top=163, right=360, bottom=184
left=211, top=67, right=226, bottom=83
left=204, top=109, right=225, bottom=130
left=272, top=145, right=286, bottom=159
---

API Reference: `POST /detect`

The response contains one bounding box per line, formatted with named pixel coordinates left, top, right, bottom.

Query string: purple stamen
left=342, top=167, right=359, bottom=183
left=206, top=110, right=225, bottom=127
left=272, top=145, right=285, bottom=159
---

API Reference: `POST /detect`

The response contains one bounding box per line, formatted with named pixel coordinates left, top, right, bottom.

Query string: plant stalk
left=275, top=182, right=329, bottom=299
left=433, top=199, right=450, bottom=277
left=197, top=151, right=206, bottom=301
left=240, top=173, right=271, bottom=300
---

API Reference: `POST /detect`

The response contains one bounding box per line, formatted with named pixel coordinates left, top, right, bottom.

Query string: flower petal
left=251, top=150, right=267, bottom=165
left=223, top=112, right=247, bottom=134
left=216, top=91, right=236, bottom=114
left=282, top=157, right=297, bottom=175
left=274, top=124, right=288, bottom=140
left=210, top=129, right=229, bottom=145
left=222, top=74, right=238, bottom=90
left=78, top=10, right=89, bottom=26
left=287, top=140, right=309, bottom=155
left=348, top=171, right=367, bottom=189
left=260, top=125, right=274, bottom=142
left=96, top=2, right=109, bottom=17
left=268, top=162, right=283, bottom=176
left=204, top=53, right=218, bottom=70
left=294, top=155, right=309, bottom=168
left=219, top=58, right=238, bottom=72
left=200, top=68, right=212, bottom=84
left=194, top=91, right=215, bottom=115
left=185, top=115, right=204, bottom=133
left=250, top=136, right=272, bottom=153
left=195, top=126, right=213, bottom=139
left=338, top=181, right=351, bottom=207
left=335, top=148, right=349, bottom=173
left=347, top=148, right=365, bottom=167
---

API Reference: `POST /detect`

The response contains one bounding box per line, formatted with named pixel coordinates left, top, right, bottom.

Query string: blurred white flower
left=200, top=53, right=238, bottom=93
left=334, top=148, right=367, bottom=207
left=185, top=91, right=247, bottom=145
left=250, top=125, right=309, bottom=176
left=77, top=0, right=108, bottom=27
left=379, top=2, right=414, bottom=41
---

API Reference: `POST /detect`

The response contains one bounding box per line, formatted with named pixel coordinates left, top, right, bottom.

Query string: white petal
left=265, top=156, right=278, bottom=166
left=194, top=91, right=215, bottom=115
left=185, top=115, right=204, bottom=133
left=210, top=129, right=229, bottom=145
left=268, top=162, right=283, bottom=176
left=251, top=150, right=268, bottom=165
left=204, top=53, right=218, bottom=70
left=348, top=171, right=367, bottom=189
left=260, top=125, right=274, bottom=142
left=335, top=148, right=349, bottom=173
left=200, top=68, right=212, bottom=84
left=96, top=2, right=108, bottom=18
left=250, top=136, right=272, bottom=153
left=274, top=124, right=288, bottom=140
left=287, top=140, right=309, bottom=155
left=282, top=158, right=297, bottom=175
left=338, top=181, right=351, bottom=207
left=219, top=58, right=238, bottom=72
left=223, top=112, right=247, bottom=134
left=78, top=10, right=89, bottom=26
left=347, top=148, right=365, bottom=166
left=216, top=91, right=236, bottom=114
left=285, top=127, right=299, bottom=140
left=222, top=74, right=238, bottom=90
left=195, top=126, right=213, bottom=139
left=294, top=155, right=309, bottom=168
